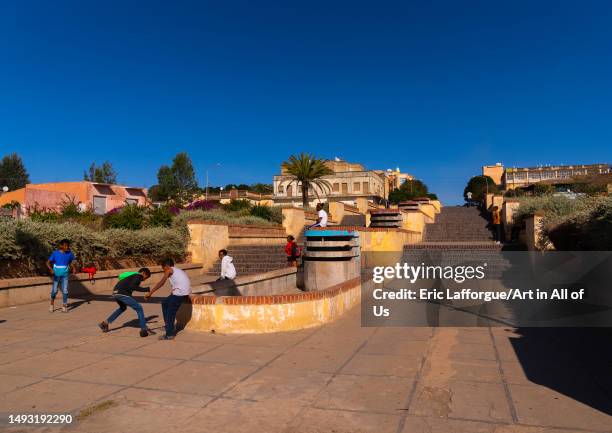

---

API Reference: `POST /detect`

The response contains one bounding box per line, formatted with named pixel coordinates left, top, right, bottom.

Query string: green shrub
left=172, top=209, right=278, bottom=229
left=222, top=199, right=252, bottom=212
left=1, top=200, right=20, bottom=210
left=250, top=205, right=283, bottom=224
left=533, top=183, right=554, bottom=196
left=103, top=204, right=147, bottom=230
left=0, top=219, right=187, bottom=265
left=147, top=206, right=174, bottom=228
left=514, top=196, right=595, bottom=225
left=29, top=208, right=60, bottom=223
left=545, top=197, right=612, bottom=250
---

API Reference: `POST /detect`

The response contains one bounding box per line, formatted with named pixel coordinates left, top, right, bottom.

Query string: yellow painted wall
left=187, top=222, right=229, bottom=271
left=430, top=200, right=442, bottom=213
left=418, top=203, right=436, bottom=222
left=282, top=207, right=306, bottom=238
left=183, top=283, right=361, bottom=333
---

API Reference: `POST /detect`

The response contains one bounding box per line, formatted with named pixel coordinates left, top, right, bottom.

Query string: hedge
left=0, top=219, right=187, bottom=265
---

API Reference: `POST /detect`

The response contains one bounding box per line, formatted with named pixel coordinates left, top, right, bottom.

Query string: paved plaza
left=1, top=298, right=611, bottom=433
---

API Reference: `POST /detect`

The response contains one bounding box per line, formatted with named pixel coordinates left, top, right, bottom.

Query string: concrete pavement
left=0, top=297, right=610, bottom=433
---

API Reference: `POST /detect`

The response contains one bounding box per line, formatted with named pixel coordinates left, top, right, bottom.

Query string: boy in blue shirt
left=46, top=239, right=77, bottom=313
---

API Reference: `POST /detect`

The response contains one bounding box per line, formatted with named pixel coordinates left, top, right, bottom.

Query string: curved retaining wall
left=178, top=277, right=361, bottom=334
left=0, top=263, right=202, bottom=308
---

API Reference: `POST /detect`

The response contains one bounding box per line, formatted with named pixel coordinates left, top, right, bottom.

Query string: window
left=278, top=186, right=284, bottom=194
left=342, top=183, right=348, bottom=194
left=287, top=185, right=293, bottom=197
left=93, top=196, right=106, bottom=215
left=514, top=172, right=527, bottom=181
left=558, top=170, right=571, bottom=178
left=333, top=183, right=340, bottom=193
left=353, top=182, right=361, bottom=191
left=541, top=171, right=553, bottom=180
left=363, top=182, right=369, bottom=193
left=125, top=198, right=138, bottom=205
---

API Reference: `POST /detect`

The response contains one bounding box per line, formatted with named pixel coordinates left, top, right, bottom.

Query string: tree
left=388, top=179, right=433, bottom=203
left=250, top=183, right=273, bottom=194
left=464, top=175, right=499, bottom=203
left=83, top=161, right=117, bottom=184
left=0, top=153, right=30, bottom=191
left=281, top=153, right=333, bottom=208
left=155, top=152, right=198, bottom=204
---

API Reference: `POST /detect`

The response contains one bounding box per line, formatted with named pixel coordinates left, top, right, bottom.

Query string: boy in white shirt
left=218, top=249, right=236, bottom=280
left=146, top=258, right=192, bottom=340
left=310, top=203, right=328, bottom=228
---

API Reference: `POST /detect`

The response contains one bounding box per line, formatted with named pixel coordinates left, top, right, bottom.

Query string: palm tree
left=281, top=153, right=333, bottom=208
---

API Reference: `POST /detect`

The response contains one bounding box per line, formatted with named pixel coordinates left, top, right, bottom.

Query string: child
left=98, top=267, right=152, bottom=337
left=46, top=239, right=77, bottom=313
left=218, top=249, right=236, bottom=280
left=309, top=203, right=328, bottom=228
left=146, top=259, right=192, bottom=340
left=285, top=235, right=302, bottom=267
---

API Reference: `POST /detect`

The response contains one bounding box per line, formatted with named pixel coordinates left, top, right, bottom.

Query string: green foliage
left=281, top=153, right=333, bottom=207
left=83, top=161, right=117, bottom=184
left=0, top=153, right=30, bottom=191
left=0, top=219, right=186, bottom=263
left=154, top=152, right=199, bottom=204
left=250, top=204, right=283, bottom=224
left=571, top=182, right=606, bottom=195
left=545, top=197, right=612, bottom=250
left=103, top=205, right=147, bottom=230
left=463, top=176, right=499, bottom=203
left=223, top=199, right=252, bottom=212
left=504, top=188, right=527, bottom=198
left=514, top=195, right=595, bottom=226
left=28, top=206, right=60, bottom=223
left=533, top=183, right=554, bottom=196
left=1, top=200, right=20, bottom=210
left=388, top=179, right=435, bottom=203
left=172, top=209, right=278, bottom=229
left=249, top=183, right=273, bottom=194
left=147, top=206, right=174, bottom=228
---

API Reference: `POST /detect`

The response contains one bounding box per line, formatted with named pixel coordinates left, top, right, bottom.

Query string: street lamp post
left=205, top=163, right=222, bottom=201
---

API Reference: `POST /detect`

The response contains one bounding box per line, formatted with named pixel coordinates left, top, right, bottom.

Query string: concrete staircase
left=205, top=245, right=288, bottom=277
left=422, top=207, right=494, bottom=243
left=404, top=206, right=509, bottom=275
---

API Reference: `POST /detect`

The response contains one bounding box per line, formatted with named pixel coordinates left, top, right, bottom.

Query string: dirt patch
left=76, top=400, right=117, bottom=421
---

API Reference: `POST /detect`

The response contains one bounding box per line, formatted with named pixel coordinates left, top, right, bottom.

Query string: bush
left=223, top=199, right=252, bottom=212
left=546, top=197, right=612, bottom=250
left=185, top=200, right=218, bottom=211
left=1, top=200, right=20, bottom=210
left=533, top=183, right=554, bottom=196
left=250, top=205, right=283, bottom=224
left=514, top=195, right=595, bottom=225
left=0, top=219, right=187, bottom=265
left=103, top=205, right=147, bottom=230
left=28, top=206, right=59, bottom=223
left=172, top=209, right=278, bottom=229
left=146, top=206, right=174, bottom=228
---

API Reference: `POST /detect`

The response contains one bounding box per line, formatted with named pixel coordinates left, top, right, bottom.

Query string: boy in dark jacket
left=98, top=268, right=152, bottom=337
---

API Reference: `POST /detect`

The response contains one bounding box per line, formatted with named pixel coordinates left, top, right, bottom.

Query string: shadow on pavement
left=509, top=327, right=612, bottom=416
left=108, top=315, right=160, bottom=332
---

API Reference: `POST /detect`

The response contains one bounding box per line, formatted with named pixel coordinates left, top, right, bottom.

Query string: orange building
left=0, top=181, right=147, bottom=216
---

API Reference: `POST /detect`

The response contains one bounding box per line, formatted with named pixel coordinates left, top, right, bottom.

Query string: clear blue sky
left=1, top=1, right=611, bottom=204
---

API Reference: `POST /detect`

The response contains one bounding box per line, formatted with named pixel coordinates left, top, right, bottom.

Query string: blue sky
left=1, top=1, right=611, bottom=204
